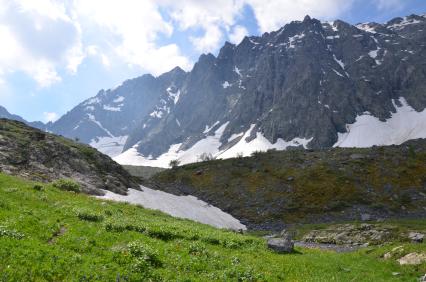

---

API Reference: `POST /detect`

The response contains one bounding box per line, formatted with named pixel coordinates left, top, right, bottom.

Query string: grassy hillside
left=1, top=173, right=425, bottom=281
left=149, top=140, right=426, bottom=230
left=123, top=165, right=166, bottom=179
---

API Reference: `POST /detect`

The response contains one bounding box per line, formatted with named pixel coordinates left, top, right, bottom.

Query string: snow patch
left=97, top=186, right=246, bottom=230
left=90, top=135, right=128, bottom=157
left=167, top=87, right=180, bottom=104
left=234, top=66, right=242, bottom=77
left=222, top=81, right=231, bottom=88
left=388, top=17, right=422, bottom=30
left=115, top=122, right=230, bottom=168
left=113, top=96, right=125, bottom=103
left=203, top=121, right=220, bottom=134
left=356, top=23, right=377, bottom=33
left=288, top=32, right=305, bottom=49
left=103, top=105, right=122, bottom=112
left=84, top=97, right=101, bottom=106
left=218, top=124, right=312, bottom=159
left=334, top=97, right=426, bottom=148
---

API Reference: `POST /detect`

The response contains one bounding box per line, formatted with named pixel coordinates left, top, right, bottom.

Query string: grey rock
left=361, top=213, right=372, bottom=221
left=408, top=232, right=424, bottom=243
left=267, top=238, right=294, bottom=253
left=398, top=253, right=426, bottom=265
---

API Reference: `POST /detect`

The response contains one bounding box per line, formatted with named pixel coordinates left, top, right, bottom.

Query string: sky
left=0, top=0, right=425, bottom=123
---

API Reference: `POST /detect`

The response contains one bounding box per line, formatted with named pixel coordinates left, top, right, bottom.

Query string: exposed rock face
left=0, top=119, right=139, bottom=195
left=48, top=67, right=187, bottom=157
left=302, top=224, right=395, bottom=245
left=24, top=13, right=426, bottom=167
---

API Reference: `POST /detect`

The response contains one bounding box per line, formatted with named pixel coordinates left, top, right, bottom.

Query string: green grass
left=0, top=173, right=425, bottom=281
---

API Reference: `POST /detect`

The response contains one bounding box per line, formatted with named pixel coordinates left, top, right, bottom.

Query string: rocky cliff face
left=44, top=14, right=426, bottom=167
left=0, top=119, right=139, bottom=195
left=49, top=67, right=187, bottom=157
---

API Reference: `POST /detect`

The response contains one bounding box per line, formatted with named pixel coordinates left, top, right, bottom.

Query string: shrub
left=188, top=242, right=207, bottom=256
left=146, top=226, right=180, bottom=241
left=251, top=150, right=264, bottom=157
left=169, top=159, right=180, bottom=168
left=52, top=179, right=81, bottom=193
left=128, top=241, right=162, bottom=269
left=0, top=226, right=25, bottom=239
left=198, top=153, right=214, bottom=162
left=33, top=184, right=44, bottom=191
left=76, top=210, right=104, bottom=222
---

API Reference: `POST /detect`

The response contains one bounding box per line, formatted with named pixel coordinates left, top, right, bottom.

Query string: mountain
left=49, top=14, right=426, bottom=167
left=0, top=105, right=45, bottom=129
left=147, top=139, right=426, bottom=230
left=49, top=67, right=187, bottom=157
left=0, top=118, right=139, bottom=195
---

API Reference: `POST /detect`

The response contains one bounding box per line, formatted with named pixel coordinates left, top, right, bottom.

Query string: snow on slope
left=334, top=97, right=426, bottom=148
left=218, top=124, right=312, bottom=159
left=97, top=186, right=246, bottom=230
left=114, top=122, right=312, bottom=168
left=90, top=135, right=128, bottom=157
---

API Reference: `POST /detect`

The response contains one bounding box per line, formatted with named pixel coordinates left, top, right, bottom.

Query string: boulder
left=267, top=238, right=294, bottom=253
left=267, top=229, right=294, bottom=253
left=408, top=232, right=424, bottom=243
left=397, top=253, right=426, bottom=265
left=419, top=274, right=426, bottom=282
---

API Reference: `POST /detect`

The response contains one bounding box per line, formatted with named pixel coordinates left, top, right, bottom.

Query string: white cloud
left=0, top=0, right=83, bottom=87
left=245, top=0, right=355, bottom=32
left=43, top=111, right=58, bottom=122
left=190, top=25, right=223, bottom=52
left=229, top=25, right=248, bottom=44
left=74, top=0, right=191, bottom=75
left=163, top=0, right=245, bottom=52
left=373, top=0, right=405, bottom=12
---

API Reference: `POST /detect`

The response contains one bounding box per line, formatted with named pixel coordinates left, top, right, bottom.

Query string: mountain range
left=3, top=13, right=426, bottom=167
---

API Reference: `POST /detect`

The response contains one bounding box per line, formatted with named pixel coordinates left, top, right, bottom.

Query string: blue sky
left=0, top=0, right=425, bottom=123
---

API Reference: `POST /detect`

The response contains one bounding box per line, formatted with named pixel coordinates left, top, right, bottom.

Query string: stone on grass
left=408, top=232, right=424, bottom=243
left=397, top=253, right=426, bottom=265
left=267, top=238, right=294, bottom=253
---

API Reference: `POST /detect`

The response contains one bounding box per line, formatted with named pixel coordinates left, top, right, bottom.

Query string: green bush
left=0, top=226, right=25, bottom=239
left=188, top=242, right=207, bottom=256
left=52, top=179, right=81, bottom=193
left=33, top=184, right=44, bottom=191
left=128, top=241, right=162, bottom=269
left=76, top=210, right=104, bottom=222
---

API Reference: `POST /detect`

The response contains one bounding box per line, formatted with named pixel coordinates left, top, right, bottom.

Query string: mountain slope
left=49, top=67, right=187, bottom=157
left=47, top=14, right=426, bottom=167
left=0, top=119, right=139, bottom=195
left=115, top=13, right=426, bottom=167
left=0, top=105, right=45, bottom=129
left=147, top=139, right=426, bottom=230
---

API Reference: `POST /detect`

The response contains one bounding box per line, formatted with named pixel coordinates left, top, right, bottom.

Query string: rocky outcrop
left=302, top=224, right=394, bottom=246
left=0, top=119, right=139, bottom=195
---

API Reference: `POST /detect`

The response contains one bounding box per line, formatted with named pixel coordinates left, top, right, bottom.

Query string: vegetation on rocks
left=0, top=118, right=139, bottom=195
left=149, top=139, right=426, bottom=230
